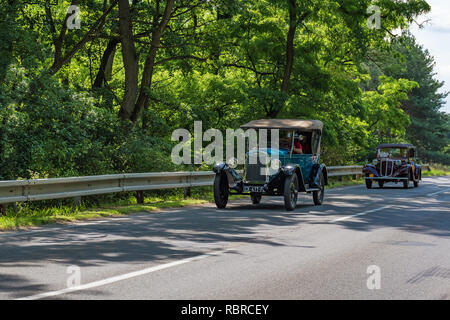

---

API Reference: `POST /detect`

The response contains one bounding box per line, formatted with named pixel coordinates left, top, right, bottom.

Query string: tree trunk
left=118, top=0, right=139, bottom=120
left=93, top=38, right=119, bottom=88
left=130, top=0, right=174, bottom=123
left=281, top=0, right=297, bottom=94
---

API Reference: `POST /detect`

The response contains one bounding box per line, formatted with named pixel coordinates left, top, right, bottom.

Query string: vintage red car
left=362, top=144, right=422, bottom=189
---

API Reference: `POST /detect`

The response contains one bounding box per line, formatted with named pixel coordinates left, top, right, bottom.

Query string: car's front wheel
left=403, top=178, right=410, bottom=189
left=313, top=171, right=325, bottom=206
left=284, top=174, right=299, bottom=211
left=213, top=174, right=229, bottom=209
left=378, top=181, right=384, bottom=188
left=365, top=178, right=373, bottom=189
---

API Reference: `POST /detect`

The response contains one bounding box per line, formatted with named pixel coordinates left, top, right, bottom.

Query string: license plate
left=244, top=186, right=264, bottom=193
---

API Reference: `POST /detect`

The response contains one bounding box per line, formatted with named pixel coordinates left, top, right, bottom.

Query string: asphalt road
left=0, top=176, right=449, bottom=300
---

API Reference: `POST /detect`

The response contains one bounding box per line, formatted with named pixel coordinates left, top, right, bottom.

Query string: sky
left=409, top=0, right=450, bottom=113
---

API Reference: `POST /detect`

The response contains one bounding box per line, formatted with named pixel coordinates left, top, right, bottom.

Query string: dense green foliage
left=0, top=0, right=448, bottom=181
left=362, top=34, right=450, bottom=164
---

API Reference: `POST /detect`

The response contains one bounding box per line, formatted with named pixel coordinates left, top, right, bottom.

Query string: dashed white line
left=15, top=248, right=231, bottom=300
left=426, top=189, right=448, bottom=197
left=332, top=205, right=392, bottom=223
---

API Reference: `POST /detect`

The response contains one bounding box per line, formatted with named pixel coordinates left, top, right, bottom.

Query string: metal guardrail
left=327, top=166, right=363, bottom=177
left=0, top=172, right=215, bottom=205
left=1, top=164, right=431, bottom=206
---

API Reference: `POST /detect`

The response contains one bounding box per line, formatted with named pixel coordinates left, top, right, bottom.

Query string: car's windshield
left=377, top=148, right=407, bottom=159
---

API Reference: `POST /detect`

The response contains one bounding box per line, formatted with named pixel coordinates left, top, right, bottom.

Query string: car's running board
left=305, top=188, right=320, bottom=192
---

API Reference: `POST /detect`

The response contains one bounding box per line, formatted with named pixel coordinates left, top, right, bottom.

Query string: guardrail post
left=184, top=187, right=191, bottom=199
left=135, top=191, right=145, bottom=204
left=73, top=196, right=82, bottom=208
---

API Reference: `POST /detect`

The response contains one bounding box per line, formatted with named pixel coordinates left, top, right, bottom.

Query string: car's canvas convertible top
left=241, top=119, right=323, bottom=131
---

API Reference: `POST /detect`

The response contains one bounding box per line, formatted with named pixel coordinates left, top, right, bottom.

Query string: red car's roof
left=377, top=144, right=415, bottom=149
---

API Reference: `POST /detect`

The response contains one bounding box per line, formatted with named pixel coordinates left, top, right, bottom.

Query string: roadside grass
left=326, top=176, right=364, bottom=189
left=1, top=167, right=448, bottom=231
left=0, top=187, right=246, bottom=231
left=422, top=165, right=450, bottom=177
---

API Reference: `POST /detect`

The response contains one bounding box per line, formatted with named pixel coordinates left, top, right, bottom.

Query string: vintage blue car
left=213, top=119, right=328, bottom=211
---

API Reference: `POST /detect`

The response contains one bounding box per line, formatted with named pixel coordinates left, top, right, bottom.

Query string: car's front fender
left=212, top=163, right=243, bottom=187
left=281, top=164, right=306, bottom=192
left=311, top=164, right=328, bottom=186
left=416, top=164, right=422, bottom=180
left=363, top=165, right=379, bottom=177
left=281, top=164, right=298, bottom=176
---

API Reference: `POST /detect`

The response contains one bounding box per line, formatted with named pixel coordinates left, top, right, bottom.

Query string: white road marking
left=15, top=248, right=231, bottom=300
left=332, top=205, right=392, bottom=223
left=426, top=189, right=449, bottom=197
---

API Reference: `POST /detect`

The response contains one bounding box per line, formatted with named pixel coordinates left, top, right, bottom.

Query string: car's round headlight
left=372, top=159, right=378, bottom=165
left=395, top=160, right=402, bottom=166
left=270, top=159, right=282, bottom=171
left=227, top=157, right=238, bottom=169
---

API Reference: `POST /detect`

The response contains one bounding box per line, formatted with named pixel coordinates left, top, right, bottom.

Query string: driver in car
left=293, top=133, right=304, bottom=154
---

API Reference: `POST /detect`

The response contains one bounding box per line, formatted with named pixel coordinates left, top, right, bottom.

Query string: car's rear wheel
left=414, top=180, right=419, bottom=188
left=251, top=193, right=262, bottom=204
left=313, top=171, right=325, bottom=206
left=284, top=174, right=299, bottom=211
left=214, top=174, right=229, bottom=208
left=365, top=178, right=373, bottom=189
left=378, top=181, right=384, bottom=188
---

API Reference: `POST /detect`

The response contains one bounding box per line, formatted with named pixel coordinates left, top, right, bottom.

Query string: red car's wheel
left=365, top=177, right=373, bottom=189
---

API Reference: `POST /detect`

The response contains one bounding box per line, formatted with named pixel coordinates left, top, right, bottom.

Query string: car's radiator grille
left=245, top=162, right=266, bottom=182
left=381, top=159, right=394, bottom=176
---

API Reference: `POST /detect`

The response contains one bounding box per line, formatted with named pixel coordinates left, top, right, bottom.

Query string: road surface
left=0, top=176, right=449, bottom=300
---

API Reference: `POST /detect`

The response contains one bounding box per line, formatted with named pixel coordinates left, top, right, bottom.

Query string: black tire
left=213, top=174, right=229, bottom=208
left=365, top=179, right=373, bottom=189
left=403, top=178, right=409, bottom=189
left=378, top=181, right=384, bottom=188
left=251, top=193, right=262, bottom=204
left=284, top=174, right=299, bottom=211
left=414, top=169, right=420, bottom=187
left=313, top=172, right=325, bottom=206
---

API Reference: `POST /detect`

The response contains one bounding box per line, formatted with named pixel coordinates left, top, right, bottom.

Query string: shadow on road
left=0, top=177, right=448, bottom=297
